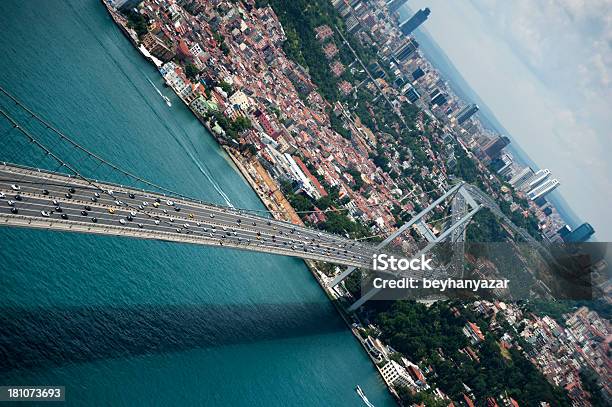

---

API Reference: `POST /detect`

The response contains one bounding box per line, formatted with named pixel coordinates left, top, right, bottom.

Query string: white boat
left=147, top=78, right=172, bottom=107
left=355, top=385, right=375, bottom=407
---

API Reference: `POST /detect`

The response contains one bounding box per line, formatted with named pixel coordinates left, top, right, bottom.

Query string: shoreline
left=100, top=0, right=399, bottom=402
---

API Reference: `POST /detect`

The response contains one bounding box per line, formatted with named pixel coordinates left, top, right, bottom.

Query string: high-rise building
left=405, top=87, right=420, bottom=103
left=394, top=39, right=419, bottom=62
left=399, top=8, right=431, bottom=36
left=509, top=167, right=534, bottom=190
left=387, top=0, right=408, bottom=14
left=524, top=169, right=551, bottom=192
left=483, top=136, right=510, bottom=160
left=563, top=223, right=595, bottom=243
left=455, top=103, right=479, bottom=125
left=431, top=93, right=447, bottom=107
left=527, top=178, right=560, bottom=200
left=412, top=67, right=425, bottom=81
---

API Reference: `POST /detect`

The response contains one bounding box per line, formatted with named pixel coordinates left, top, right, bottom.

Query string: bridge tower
left=328, top=182, right=481, bottom=312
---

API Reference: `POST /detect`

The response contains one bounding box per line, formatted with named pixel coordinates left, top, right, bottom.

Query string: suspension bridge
left=0, top=85, right=539, bottom=309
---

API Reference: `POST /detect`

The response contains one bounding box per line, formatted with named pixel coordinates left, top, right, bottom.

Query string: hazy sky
left=406, top=0, right=612, bottom=240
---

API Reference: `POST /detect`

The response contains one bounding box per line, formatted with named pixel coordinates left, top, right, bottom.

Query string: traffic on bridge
left=0, top=163, right=378, bottom=268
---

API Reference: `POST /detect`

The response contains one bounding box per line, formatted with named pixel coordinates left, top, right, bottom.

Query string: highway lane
left=0, top=164, right=377, bottom=267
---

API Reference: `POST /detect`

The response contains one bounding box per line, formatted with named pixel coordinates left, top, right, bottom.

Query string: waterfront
left=0, top=1, right=395, bottom=405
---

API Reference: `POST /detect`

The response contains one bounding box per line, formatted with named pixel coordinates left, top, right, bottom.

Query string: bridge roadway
left=0, top=164, right=376, bottom=268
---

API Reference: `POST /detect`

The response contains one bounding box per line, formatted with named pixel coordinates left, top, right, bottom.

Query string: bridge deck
left=0, top=163, right=376, bottom=268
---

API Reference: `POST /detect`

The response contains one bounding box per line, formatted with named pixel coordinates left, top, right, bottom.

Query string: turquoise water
left=0, top=1, right=395, bottom=405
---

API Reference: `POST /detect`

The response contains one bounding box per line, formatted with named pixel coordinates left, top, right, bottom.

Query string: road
left=0, top=163, right=377, bottom=268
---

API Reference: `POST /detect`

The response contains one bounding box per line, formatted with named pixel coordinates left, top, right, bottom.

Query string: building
left=463, top=321, right=485, bottom=345
left=387, top=0, right=408, bottom=14
left=380, top=360, right=416, bottom=389
left=399, top=8, right=431, bottom=36
left=394, top=39, right=419, bottom=62
left=527, top=178, right=560, bottom=200
left=483, top=136, right=510, bottom=160
left=141, top=32, right=175, bottom=62
left=563, top=223, right=595, bottom=243
left=524, top=168, right=551, bottom=192
left=455, top=103, right=479, bottom=125
left=509, top=167, right=534, bottom=190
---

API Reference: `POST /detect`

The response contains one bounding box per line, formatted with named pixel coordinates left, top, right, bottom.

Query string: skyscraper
left=455, top=103, right=479, bottom=125
left=400, top=8, right=431, bottom=36
left=527, top=178, right=560, bottom=200
left=509, top=167, right=534, bottom=190
left=387, top=0, right=408, bottom=14
left=524, top=168, right=551, bottom=192
left=483, top=136, right=510, bottom=160
left=563, top=223, right=595, bottom=243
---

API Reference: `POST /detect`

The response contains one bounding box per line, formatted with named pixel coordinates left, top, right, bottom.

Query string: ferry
left=355, top=385, right=375, bottom=407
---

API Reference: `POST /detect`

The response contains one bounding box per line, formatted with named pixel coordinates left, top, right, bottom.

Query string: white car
left=166, top=200, right=175, bottom=206
left=154, top=220, right=160, bottom=225
left=40, top=210, right=50, bottom=217
left=119, top=219, right=126, bottom=225
left=0, top=192, right=5, bottom=199
left=10, top=184, right=20, bottom=191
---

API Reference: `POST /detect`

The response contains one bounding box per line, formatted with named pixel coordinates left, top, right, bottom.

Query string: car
left=81, top=210, right=88, bottom=216
left=162, top=209, right=168, bottom=214
left=14, top=195, right=22, bottom=201
left=68, top=187, right=75, bottom=193
left=130, top=211, right=136, bottom=217
left=138, top=205, right=144, bottom=210
left=142, top=201, right=149, bottom=206
left=7, top=200, right=15, bottom=206
left=114, top=200, right=122, bottom=206
left=174, top=206, right=181, bottom=212
left=166, top=200, right=174, bottom=206
left=154, top=220, right=160, bottom=225
left=10, top=184, right=20, bottom=191
left=169, top=218, right=174, bottom=223
left=84, top=205, right=91, bottom=211
left=108, top=208, right=116, bottom=214
left=209, top=233, right=213, bottom=237
left=203, top=227, right=208, bottom=232
left=107, top=190, right=114, bottom=196
left=223, top=226, right=227, bottom=231
left=155, top=198, right=161, bottom=203
left=152, top=202, right=160, bottom=208
left=54, top=206, right=62, bottom=212
left=52, top=199, right=59, bottom=206
left=42, top=189, right=49, bottom=195
left=252, top=221, right=256, bottom=226
left=91, top=217, right=98, bottom=223
left=236, top=218, right=241, bottom=224
left=196, top=222, right=201, bottom=227
left=126, top=215, right=133, bottom=221
left=183, top=223, right=190, bottom=228
left=188, top=213, right=194, bottom=219
left=119, top=219, right=126, bottom=225
left=209, top=214, right=215, bottom=218
left=11, top=207, right=18, bottom=214
left=137, top=223, right=143, bottom=228
left=65, top=193, right=72, bottom=199
left=0, top=192, right=4, bottom=199
left=175, top=228, right=181, bottom=233
left=91, top=196, right=98, bottom=202
left=61, top=213, right=68, bottom=219
left=41, top=210, right=50, bottom=217
left=94, top=192, right=100, bottom=198
left=129, top=193, right=135, bottom=199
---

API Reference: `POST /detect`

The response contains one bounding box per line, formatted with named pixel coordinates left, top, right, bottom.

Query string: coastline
left=100, top=0, right=399, bottom=401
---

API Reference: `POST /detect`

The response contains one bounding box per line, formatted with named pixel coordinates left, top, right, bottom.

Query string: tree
left=185, top=63, right=199, bottom=80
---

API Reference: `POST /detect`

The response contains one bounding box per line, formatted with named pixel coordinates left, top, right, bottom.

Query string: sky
left=404, top=0, right=612, bottom=240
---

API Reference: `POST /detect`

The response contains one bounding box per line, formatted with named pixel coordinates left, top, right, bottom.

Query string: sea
left=0, top=1, right=396, bottom=405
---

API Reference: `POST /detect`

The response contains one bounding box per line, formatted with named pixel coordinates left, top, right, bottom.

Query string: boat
left=355, top=385, right=375, bottom=407
left=147, top=77, right=172, bottom=107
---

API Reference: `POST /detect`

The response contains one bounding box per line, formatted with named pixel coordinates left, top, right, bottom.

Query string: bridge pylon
left=328, top=182, right=481, bottom=312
